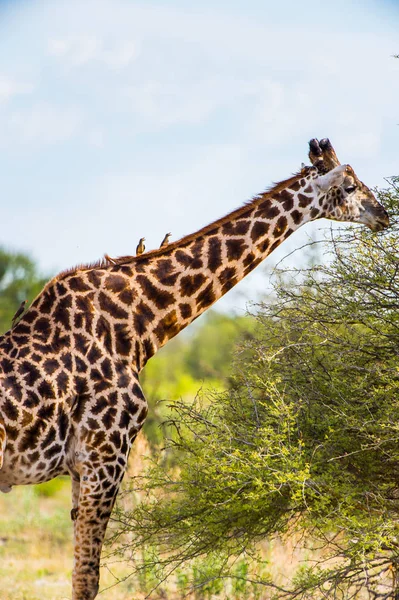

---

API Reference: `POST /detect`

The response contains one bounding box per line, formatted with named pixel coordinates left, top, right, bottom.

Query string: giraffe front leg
left=71, top=456, right=126, bottom=600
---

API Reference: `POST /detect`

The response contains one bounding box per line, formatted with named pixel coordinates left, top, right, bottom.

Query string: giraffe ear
left=315, top=164, right=348, bottom=191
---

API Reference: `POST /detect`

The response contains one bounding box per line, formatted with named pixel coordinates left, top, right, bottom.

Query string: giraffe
left=0, top=138, right=389, bottom=599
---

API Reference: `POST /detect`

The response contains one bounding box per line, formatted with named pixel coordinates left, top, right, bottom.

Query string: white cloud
left=0, top=76, right=33, bottom=103
left=47, top=36, right=139, bottom=69
left=47, top=38, right=70, bottom=57
left=48, top=35, right=100, bottom=65
left=103, top=40, right=138, bottom=69
left=2, top=104, right=82, bottom=146
left=87, top=128, right=105, bottom=148
left=125, top=78, right=226, bottom=128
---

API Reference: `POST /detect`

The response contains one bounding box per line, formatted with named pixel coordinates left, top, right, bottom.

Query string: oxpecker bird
left=160, top=232, right=172, bottom=248
left=136, top=237, right=145, bottom=255
left=11, top=300, right=27, bottom=328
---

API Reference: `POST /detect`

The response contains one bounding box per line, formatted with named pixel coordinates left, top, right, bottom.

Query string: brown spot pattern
left=180, top=273, right=206, bottom=297
left=291, top=210, right=303, bottom=224
left=298, top=193, right=312, bottom=207
left=222, top=220, right=251, bottom=236
left=196, top=283, right=216, bottom=309
left=251, top=221, right=270, bottom=241
left=136, top=275, right=174, bottom=310
left=310, top=208, right=320, bottom=219
left=179, top=303, right=192, bottom=319
left=226, top=239, right=247, bottom=261
left=273, top=215, right=288, bottom=237
left=208, top=236, right=222, bottom=273
left=255, top=198, right=280, bottom=219
left=277, top=189, right=294, bottom=211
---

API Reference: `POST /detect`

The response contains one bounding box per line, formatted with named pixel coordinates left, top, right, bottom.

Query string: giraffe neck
left=22, top=170, right=319, bottom=375
left=132, top=169, right=318, bottom=367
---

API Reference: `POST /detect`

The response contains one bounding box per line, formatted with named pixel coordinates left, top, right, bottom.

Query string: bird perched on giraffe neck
left=11, top=300, right=27, bottom=328
left=136, top=237, right=145, bottom=255
left=160, top=232, right=172, bottom=248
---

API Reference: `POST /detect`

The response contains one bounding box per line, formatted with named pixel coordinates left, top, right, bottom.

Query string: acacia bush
left=111, top=179, right=399, bottom=599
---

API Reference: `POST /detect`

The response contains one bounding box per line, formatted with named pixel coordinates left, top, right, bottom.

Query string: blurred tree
left=184, top=311, right=256, bottom=380
left=140, top=310, right=256, bottom=445
left=0, top=248, right=47, bottom=334
left=112, top=178, right=399, bottom=599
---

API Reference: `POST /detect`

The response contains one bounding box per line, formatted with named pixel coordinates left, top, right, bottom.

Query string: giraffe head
left=307, top=138, right=389, bottom=232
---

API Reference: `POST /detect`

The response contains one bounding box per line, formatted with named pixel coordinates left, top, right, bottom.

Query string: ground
left=0, top=479, right=145, bottom=600
left=0, top=434, right=319, bottom=600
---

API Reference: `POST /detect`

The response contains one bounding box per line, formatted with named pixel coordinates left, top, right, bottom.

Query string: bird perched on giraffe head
left=136, top=237, right=145, bottom=255
left=160, top=232, right=172, bottom=248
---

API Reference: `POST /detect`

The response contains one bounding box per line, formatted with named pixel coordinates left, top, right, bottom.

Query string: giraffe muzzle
left=362, top=202, right=390, bottom=232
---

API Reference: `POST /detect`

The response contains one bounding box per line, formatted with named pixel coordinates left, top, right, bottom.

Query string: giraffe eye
left=345, top=185, right=357, bottom=194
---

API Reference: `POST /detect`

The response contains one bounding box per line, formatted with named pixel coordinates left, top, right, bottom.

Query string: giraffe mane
left=43, top=171, right=303, bottom=289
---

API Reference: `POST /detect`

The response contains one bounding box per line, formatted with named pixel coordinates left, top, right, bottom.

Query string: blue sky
left=0, top=0, right=398, bottom=311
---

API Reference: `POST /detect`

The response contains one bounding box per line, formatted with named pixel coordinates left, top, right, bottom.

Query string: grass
left=0, top=480, right=73, bottom=600
left=0, top=436, right=178, bottom=599
left=0, top=476, right=378, bottom=600
left=0, top=434, right=308, bottom=600
left=0, top=434, right=363, bottom=600
left=0, top=477, right=153, bottom=600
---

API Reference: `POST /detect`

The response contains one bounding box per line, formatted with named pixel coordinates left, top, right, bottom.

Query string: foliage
left=142, top=311, right=255, bottom=396
left=183, top=311, right=256, bottom=381
left=141, top=311, right=255, bottom=445
left=111, top=178, right=399, bottom=598
left=0, top=247, right=47, bottom=334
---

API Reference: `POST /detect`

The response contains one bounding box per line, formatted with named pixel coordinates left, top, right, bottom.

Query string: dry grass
left=0, top=481, right=73, bottom=600
left=0, top=479, right=379, bottom=600
left=0, top=434, right=374, bottom=600
left=0, top=435, right=307, bottom=600
left=0, top=436, right=168, bottom=600
left=0, top=479, right=147, bottom=599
